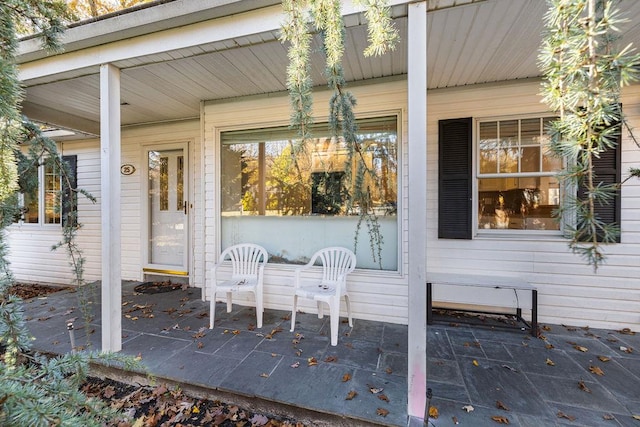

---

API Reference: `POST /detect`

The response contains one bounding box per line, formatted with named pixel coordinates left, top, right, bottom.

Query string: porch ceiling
left=18, top=0, right=640, bottom=137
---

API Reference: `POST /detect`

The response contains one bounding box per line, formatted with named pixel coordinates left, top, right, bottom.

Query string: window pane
left=479, top=122, right=498, bottom=173
left=499, top=120, right=518, bottom=173
left=521, top=146, right=540, bottom=173
left=478, top=177, right=560, bottom=230
left=44, top=162, right=61, bottom=224
left=520, top=118, right=541, bottom=146
left=22, top=190, right=39, bottom=223
left=220, top=116, right=398, bottom=270
left=221, top=117, right=397, bottom=218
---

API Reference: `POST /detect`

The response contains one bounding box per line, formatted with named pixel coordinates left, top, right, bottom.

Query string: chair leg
left=290, top=295, right=298, bottom=333
left=344, top=294, right=353, bottom=327
left=209, top=292, right=216, bottom=329
left=226, top=292, right=233, bottom=313
left=317, top=301, right=324, bottom=319
left=201, top=285, right=206, bottom=302
left=329, top=298, right=339, bottom=346
left=255, top=291, right=263, bottom=329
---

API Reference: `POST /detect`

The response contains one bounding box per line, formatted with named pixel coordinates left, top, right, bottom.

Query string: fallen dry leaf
left=578, top=380, right=591, bottom=393
left=462, top=405, right=474, bottom=413
left=633, top=415, right=640, bottom=421
left=598, top=356, right=611, bottom=362
left=618, top=328, right=635, bottom=335
left=345, top=390, right=357, bottom=400
left=452, top=415, right=459, bottom=425
left=496, top=400, right=510, bottom=411
left=378, top=394, right=389, bottom=402
left=557, top=411, right=576, bottom=421
left=574, top=345, right=589, bottom=352
left=259, top=373, right=269, bottom=378
left=342, top=373, right=351, bottom=382
left=376, top=408, right=389, bottom=417
left=545, top=343, right=555, bottom=349
left=472, top=359, right=479, bottom=366
left=368, top=385, right=384, bottom=394
left=307, top=357, right=318, bottom=367
left=589, top=365, right=605, bottom=376
left=290, top=361, right=300, bottom=368
left=546, top=358, right=555, bottom=366
left=385, top=367, right=393, bottom=374
left=428, top=406, right=439, bottom=419
left=324, top=355, right=338, bottom=363
left=491, top=415, right=510, bottom=424
left=603, top=414, right=615, bottom=420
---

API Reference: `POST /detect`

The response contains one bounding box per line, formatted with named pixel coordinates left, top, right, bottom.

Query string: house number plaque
left=120, top=164, right=136, bottom=175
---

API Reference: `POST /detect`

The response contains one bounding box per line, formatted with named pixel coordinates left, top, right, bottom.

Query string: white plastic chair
left=290, top=246, right=356, bottom=346
left=209, top=243, right=268, bottom=329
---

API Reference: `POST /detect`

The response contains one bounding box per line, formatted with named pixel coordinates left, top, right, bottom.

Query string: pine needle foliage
left=280, top=0, right=398, bottom=267
left=539, top=0, right=640, bottom=269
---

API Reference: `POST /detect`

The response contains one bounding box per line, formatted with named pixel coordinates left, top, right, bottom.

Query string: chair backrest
left=313, top=247, right=357, bottom=283
left=221, top=243, right=268, bottom=277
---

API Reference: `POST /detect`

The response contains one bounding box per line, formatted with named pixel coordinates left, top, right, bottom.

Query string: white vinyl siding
left=428, top=79, right=640, bottom=330
left=204, top=80, right=410, bottom=324
left=6, top=120, right=203, bottom=288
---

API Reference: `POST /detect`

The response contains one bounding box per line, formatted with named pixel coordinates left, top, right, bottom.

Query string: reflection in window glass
left=15, top=159, right=62, bottom=225
left=220, top=116, right=399, bottom=270
left=477, top=117, right=561, bottom=231
left=221, top=117, right=398, bottom=218
left=44, top=162, right=61, bottom=224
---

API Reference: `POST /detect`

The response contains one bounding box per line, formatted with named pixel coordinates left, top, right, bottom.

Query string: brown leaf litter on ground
left=82, top=377, right=306, bottom=427
left=9, top=282, right=307, bottom=427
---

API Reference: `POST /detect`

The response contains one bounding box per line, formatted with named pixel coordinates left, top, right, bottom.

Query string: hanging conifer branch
left=539, top=0, right=640, bottom=269
left=281, top=0, right=398, bottom=267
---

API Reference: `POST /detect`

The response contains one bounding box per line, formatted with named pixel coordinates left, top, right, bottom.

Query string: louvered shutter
left=438, top=118, right=472, bottom=239
left=578, top=129, right=621, bottom=243
left=62, top=155, right=77, bottom=227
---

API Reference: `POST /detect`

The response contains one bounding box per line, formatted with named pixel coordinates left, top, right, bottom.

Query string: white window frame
left=217, top=113, right=401, bottom=271
left=16, top=161, right=62, bottom=227
left=474, top=114, right=564, bottom=237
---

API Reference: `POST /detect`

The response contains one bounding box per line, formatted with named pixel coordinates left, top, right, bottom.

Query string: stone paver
left=21, top=282, right=640, bottom=427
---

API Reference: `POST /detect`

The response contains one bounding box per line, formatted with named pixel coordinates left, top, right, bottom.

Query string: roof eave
left=17, top=0, right=282, bottom=63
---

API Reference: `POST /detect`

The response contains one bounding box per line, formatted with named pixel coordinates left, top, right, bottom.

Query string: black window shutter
left=438, top=118, right=472, bottom=239
left=61, top=155, right=78, bottom=227
left=578, top=126, right=621, bottom=243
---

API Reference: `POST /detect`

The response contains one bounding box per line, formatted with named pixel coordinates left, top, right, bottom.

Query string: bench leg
left=531, top=289, right=538, bottom=337
left=427, top=282, right=433, bottom=325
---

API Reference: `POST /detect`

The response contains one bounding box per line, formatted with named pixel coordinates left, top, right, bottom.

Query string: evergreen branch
left=356, top=0, right=399, bottom=57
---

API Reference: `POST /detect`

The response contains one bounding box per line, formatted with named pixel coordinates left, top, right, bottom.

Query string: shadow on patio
left=21, top=281, right=640, bottom=427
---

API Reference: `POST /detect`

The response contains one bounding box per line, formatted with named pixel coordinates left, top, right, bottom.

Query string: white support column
left=100, top=63, right=122, bottom=352
left=407, top=1, right=428, bottom=423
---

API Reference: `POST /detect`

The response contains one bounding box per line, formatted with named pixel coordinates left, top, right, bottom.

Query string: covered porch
left=22, top=283, right=640, bottom=426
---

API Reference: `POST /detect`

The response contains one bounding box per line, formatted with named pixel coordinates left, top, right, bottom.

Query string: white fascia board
left=17, top=0, right=282, bottom=62
left=18, top=0, right=411, bottom=82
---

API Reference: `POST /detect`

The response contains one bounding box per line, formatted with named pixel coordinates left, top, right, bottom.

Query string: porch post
left=407, top=1, right=428, bottom=423
left=100, top=63, right=122, bottom=352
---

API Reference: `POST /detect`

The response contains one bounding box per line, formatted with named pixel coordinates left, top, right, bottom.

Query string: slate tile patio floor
left=21, top=281, right=640, bottom=427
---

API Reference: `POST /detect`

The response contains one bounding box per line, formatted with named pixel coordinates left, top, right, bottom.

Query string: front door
left=143, top=143, right=189, bottom=276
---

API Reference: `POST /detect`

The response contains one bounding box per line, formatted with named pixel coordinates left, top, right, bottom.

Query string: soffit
left=19, top=0, right=640, bottom=136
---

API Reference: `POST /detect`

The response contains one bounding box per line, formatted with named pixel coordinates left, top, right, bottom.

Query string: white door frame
left=141, top=141, right=191, bottom=278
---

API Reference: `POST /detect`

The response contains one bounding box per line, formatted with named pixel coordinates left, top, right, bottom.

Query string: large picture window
left=220, top=116, right=398, bottom=270
left=477, top=117, right=561, bottom=231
